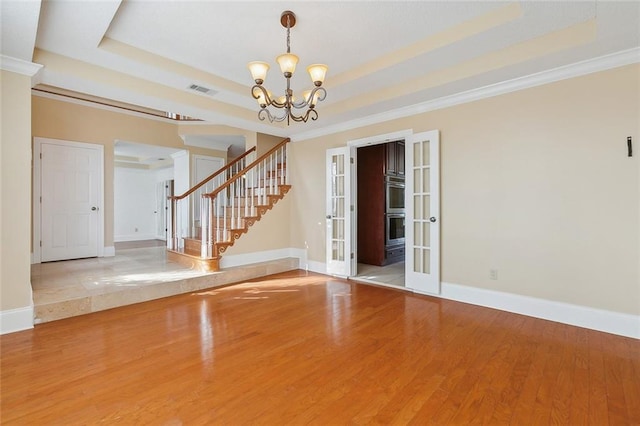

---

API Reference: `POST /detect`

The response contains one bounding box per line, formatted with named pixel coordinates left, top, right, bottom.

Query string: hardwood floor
left=2, top=270, right=639, bottom=424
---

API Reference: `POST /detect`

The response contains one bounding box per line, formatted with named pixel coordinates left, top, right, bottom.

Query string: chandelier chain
left=286, top=14, right=291, bottom=54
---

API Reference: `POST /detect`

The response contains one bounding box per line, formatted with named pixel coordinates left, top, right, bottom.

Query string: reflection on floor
left=355, top=262, right=405, bottom=287
left=31, top=242, right=298, bottom=324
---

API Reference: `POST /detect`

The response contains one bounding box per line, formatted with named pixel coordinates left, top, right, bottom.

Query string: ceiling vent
left=187, top=84, right=217, bottom=96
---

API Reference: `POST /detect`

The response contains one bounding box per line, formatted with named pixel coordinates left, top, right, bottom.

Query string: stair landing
left=31, top=245, right=299, bottom=323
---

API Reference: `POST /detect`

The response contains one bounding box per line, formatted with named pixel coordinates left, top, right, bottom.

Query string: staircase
left=167, top=138, right=291, bottom=272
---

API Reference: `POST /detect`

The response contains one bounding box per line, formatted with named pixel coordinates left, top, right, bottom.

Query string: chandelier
left=248, top=11, right=328, bottom=125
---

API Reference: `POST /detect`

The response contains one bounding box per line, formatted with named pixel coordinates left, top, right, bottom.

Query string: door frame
left=33, top=137, right=105, bottom=264
left=347, top=129, right=414, bottom=279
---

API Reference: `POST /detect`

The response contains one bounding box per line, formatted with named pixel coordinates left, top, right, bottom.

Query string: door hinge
left=39, top=153, right=42, bottom=159
left=39, top=241, right=42, bottom=247
left=351, top=252, right=354, bottom=259
left=39, top=196, right=42, bottom=203
left=350, top=157, right=354, bottom=164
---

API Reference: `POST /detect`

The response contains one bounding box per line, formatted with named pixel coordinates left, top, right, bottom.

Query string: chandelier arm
left=258, top=108, right=287, bottom=123
left=252, top=85, right=288, bottom=109
left=291, top=87, right=327, bottom=109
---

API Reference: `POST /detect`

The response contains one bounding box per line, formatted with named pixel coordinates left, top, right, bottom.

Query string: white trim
left=114, top=234, right=157, bottom=243
left=347, top=129, right=413, bottom=148
left=305, top=260, right=327, bottom=275
left=291, top=47, right=640, bottom=142
left=33, top=137, right=105, bottom=263
left=0, top=305, right=34, bottom=334
left=219, top=247, right=307, bottom=269
left=103, top=246, right=115, bottom=257
left=31, top=90, right=182, bottom=124
left=0, top=55, right=43, bottom=77
left=438, top=282, right=640, bottom=339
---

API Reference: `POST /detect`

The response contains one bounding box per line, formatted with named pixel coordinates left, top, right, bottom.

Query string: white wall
left=114, top=167, right=158, bottom=241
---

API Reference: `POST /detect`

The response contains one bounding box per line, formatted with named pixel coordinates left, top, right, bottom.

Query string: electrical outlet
left=489, top=269, right=498, bottom=280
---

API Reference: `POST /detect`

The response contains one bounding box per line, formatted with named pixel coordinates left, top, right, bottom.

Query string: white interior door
left=405, top=130, right=440, bottom=294
left=156, top=181, right=172, bottom=240
left=326, top=147, right=352, bottom=277
left=41, top=142, right=101, bottom=261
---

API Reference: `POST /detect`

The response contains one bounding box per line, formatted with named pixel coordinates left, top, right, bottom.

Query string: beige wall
left=256, top=132, right=286, bottom=157
left=1, top=71, right=33, bottom=311
left=32, top=96, right=227, bottom=247
left=289, top=64, right=640, bottom=315
left=225, top=195, right=292, bottom=255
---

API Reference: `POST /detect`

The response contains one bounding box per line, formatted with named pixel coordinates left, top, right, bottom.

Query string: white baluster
left=262, top=160, right=267, bottom=205
left=223, top=189, right=227, bottom=242
left=285, top=143, right=290, bottom=185
left=200, top=194, right=207, bottom=258
left=244, top=172, right=249, bottom=218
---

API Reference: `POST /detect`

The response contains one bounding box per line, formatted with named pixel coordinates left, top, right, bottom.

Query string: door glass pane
left=332, top=198, right=344, bottom=218
left=423, top=195, right=430, bottom=219
left=414, top=222, right=422, bottom=246
left=332, top=219, right=344, bottom=239
left=336, top=176, right=344, bottom=196
left=414, top=195, right=421, bottom=217
left=414, top=143, right=421, bottom=167
left=423, top=171, right=430, bottom=194
left=332, top=241, right=344, bottom=261
left=422, top=249, right=430, bottom=273
left=423, top=222, right=430, bottom=248
left=414, top=169, right=421, bottom=193
left=422, top=141, right=430, bottom=165
left=332, top=155, right=344, bottom=174
left=413, top=248, right=421, bottom=273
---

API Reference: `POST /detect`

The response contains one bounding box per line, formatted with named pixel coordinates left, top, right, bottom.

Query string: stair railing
left=200, top=138, right=290, bottom=258
left=168, top=146, right=257, bottom=251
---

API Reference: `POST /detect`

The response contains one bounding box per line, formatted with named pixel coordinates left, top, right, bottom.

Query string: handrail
left=170, top=146, right=257, bottom=201
left=204, top=138, right=290, bottom=199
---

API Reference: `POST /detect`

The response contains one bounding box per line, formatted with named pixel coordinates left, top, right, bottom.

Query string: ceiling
left=114, top=140, right=182, bottom=169
left=2, top=1, right=639, bottom=144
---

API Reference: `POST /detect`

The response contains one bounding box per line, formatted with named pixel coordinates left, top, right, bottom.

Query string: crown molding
left=1, top=55, right=43, bottom=87
left=0, top=55, right=43, bottom=77
left=291, top=47, right=640, bottom=142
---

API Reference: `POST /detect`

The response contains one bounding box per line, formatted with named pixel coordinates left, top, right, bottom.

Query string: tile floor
left=355, top=262, right=405, bottom=287
left=31, top=243, right=298, bottom=323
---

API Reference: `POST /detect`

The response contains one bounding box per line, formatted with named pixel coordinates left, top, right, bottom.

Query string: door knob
left=429, top=216, right=436, bottom=223
left=91, top=206, right=98, bottom=211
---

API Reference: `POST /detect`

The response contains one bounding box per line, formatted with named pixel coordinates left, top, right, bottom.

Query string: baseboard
left=305, top=259, right=638, bottom=338
left=440, top=282, right=639, bottom=339
left=0, top=305, right=34, bottom=334
left=103, top=246, right=115, bottom=257
left=220, top=247, right=307, bottom=269
left=114, top=234, right=157, bottom=242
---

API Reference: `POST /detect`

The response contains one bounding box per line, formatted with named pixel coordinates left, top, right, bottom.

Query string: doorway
left=355, top=141, right=406, bottom=287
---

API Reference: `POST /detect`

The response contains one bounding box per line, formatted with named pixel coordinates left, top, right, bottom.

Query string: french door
left=325, top=147, right=353, bottom=277
left=405, top=130, right=440, bottom=294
